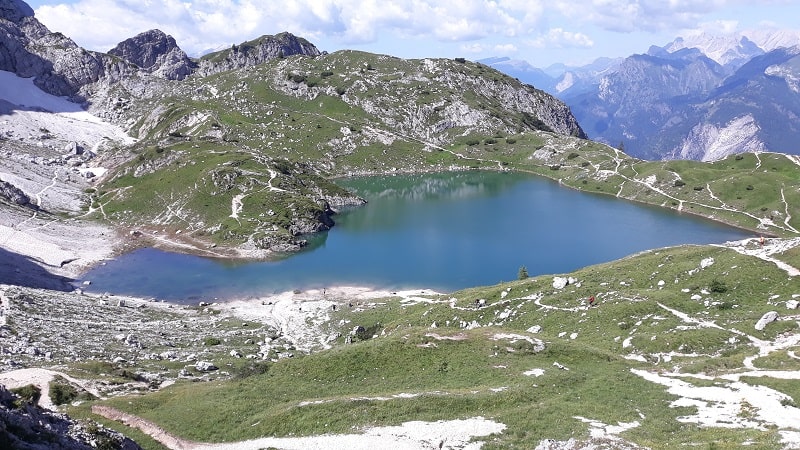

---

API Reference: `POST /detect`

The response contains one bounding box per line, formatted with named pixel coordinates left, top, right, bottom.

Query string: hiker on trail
left=588, top=295, right=596, bottom=307
left=760, top=236, right=765, bottom=247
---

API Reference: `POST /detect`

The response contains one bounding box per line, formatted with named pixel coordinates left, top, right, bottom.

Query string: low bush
left=49, top=380, right=78, bottom=405
left=10, top=384, right=41, bottom=406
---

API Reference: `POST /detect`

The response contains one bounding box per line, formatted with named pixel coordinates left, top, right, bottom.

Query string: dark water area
left=81, top=171, right=751, bottom=302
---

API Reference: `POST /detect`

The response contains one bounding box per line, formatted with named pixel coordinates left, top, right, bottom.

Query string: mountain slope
left=1, top=0, right=587, bottom=256
left=92, top=51, right=586, bottom=255
left=568, top=50, right=728, bottom=159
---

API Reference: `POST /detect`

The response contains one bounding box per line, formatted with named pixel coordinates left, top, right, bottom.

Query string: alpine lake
left=81, top=171, right=752, bottom=302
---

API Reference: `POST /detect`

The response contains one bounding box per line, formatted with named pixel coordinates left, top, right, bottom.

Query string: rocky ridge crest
left=196, top=31, right=322, bottom=77
left=108, top=29, right=195, bottom=81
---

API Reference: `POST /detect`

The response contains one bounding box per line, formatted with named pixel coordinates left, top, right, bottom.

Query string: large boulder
left=755, top=311, right=779, bottom=331
left=194, top=361, right=218, bottom=372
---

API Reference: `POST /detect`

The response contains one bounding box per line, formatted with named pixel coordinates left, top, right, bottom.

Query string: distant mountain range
left=482, top=30, right=800, bottom=161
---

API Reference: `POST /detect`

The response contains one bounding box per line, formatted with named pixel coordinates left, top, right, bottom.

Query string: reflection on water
left=82, top=171, right=751, bottom=303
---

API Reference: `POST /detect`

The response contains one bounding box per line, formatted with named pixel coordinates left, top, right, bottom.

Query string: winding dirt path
left=92, top=406, right=197, bottom=450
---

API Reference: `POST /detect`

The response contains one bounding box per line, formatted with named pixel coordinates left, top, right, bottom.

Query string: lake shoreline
left=2, top=167, right=771, bottom=297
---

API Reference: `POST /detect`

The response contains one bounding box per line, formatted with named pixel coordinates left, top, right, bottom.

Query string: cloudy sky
left=24, top=0, right=800, bottom=67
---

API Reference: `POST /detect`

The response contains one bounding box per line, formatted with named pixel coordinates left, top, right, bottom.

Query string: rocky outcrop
left=196, top=32, right=321, bottom=76
left=0, top=0, right=133, bottom=100
left=108, top=29, right=195, bottom=80
left=0, top=179, right=32, bottom=207
left=0, top=0, right=33, bottom=23
left=0, top=385, right=141, bottom=450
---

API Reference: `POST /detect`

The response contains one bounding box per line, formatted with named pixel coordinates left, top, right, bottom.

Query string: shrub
left=693, top=186, right=704, bottom=191
left=335, top=86, right=346, bottom=95
left=352, top=323, right=382, bottom=342
left=10, top=384, right=41, bottom=406
left=49, top=381, right=78, bottom=405
left=567, top=152, right=579, bottom=160
left=710, top=279, right=728, bottom=293
left=235, top=362, right=270, bottom=379
left=321, top=70, right=334, bottom=77
left=674, top=180, right=686, bottom=187
left=454, top=57, right=466, bottom=63
left=746, top=185, right=754, bottom=191
left=484, top=138, right=497, bottom=145
left=466, top=139, right=480, bottom=146
left=203, top=336, right=222, bottom=346
left=505, top=138, right=516, bottom=144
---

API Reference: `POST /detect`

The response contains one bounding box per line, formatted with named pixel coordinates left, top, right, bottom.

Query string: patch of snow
left=0, top=70, right=135, bottom=151
left=632, top=368, right=800, bottom=435
left=191, top=417, right=506, bottom=450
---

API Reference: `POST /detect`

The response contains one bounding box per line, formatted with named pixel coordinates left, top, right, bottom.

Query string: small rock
left=786, top=300, right=799, bottom=310
left=527, top=325, right=542, bottom=333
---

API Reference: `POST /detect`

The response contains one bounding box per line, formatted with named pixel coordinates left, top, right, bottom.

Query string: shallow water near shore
left=81, top=171, right=751, bottom=302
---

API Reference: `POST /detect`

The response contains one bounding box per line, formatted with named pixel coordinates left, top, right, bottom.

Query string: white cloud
left=33, top=0, right=548, bottom=55
left=28, top=0, right=800, bottom=65
left=494, top=43, right=518, bottom=54
left=460, top=43, right=487, bottom=54
left=528, top=28, right=594, bottom=49
left=548, top=0, right=797, bottom=35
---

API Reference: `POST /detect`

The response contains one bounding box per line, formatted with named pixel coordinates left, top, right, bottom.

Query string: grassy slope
left=96, top=243, right=799, bottom=449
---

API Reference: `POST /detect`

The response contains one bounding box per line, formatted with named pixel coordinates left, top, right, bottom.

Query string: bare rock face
left=0, top=179, right=33, bottom=208
left=108, top=29, right=195, bottom=80
left=0, top=385, right=142, bottom=449
left=196, top=31, right=321, bottom=76
left=0, top=0, right=125, bottom=99
left=0, top=0, right=33, bottom=23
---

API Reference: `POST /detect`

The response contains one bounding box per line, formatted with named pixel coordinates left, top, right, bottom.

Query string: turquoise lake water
left=81, top=171, right=751, bottom=302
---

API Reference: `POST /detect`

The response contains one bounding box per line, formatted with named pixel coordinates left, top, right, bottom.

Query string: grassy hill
left=61, top=240, right=799, bottom=449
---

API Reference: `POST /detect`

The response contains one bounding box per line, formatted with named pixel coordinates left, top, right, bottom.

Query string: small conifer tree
left=518, top=266, right=529, bottom=280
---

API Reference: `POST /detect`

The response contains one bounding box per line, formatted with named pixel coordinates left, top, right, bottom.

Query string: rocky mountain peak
left=0, top=0, right=33, bottom=23
left=108, top=29, right=195, bottom=80
left=196, top=31, right=322, bottom=76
